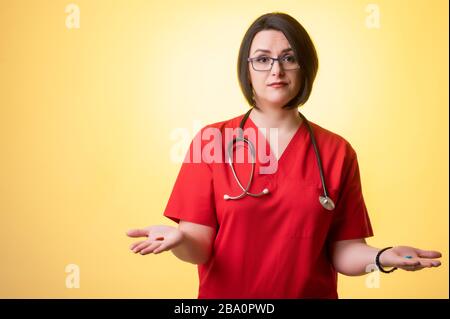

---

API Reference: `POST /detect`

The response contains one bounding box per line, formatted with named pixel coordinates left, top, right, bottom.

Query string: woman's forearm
left=170, top=230, right=213, bottom=265
left=331, top=240, right=381, bottom=276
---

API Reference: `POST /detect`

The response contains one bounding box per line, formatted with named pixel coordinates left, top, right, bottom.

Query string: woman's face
left=248, top=30, right=301, bottom=109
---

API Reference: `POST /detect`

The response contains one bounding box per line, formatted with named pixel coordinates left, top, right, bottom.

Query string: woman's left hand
left=379, top=246, right=442, bottom=271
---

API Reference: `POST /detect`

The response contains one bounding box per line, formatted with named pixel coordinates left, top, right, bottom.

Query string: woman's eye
left=283, top=55, right=296, bottom=62
left=256, top=56, right=270, bottom=63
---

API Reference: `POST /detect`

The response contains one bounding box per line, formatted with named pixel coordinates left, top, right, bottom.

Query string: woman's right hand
left=126, top=225, right=184, bottom=255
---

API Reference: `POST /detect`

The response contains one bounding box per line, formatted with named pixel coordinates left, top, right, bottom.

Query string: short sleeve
left=327, top=147, right=374, bottom=242
left=162, top=128, right=218, bottom=229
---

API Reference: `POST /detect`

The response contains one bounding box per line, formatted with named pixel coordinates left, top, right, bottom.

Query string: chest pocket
left=283, top=180, right=339, bottom=240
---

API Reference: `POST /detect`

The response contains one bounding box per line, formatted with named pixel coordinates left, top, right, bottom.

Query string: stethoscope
left=223, top=108, right=336, bottom=211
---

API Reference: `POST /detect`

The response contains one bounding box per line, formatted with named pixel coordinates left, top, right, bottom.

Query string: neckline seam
left=245, top=115, right=306, bottom=164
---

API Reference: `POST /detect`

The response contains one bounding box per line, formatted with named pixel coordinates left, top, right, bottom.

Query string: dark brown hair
left=237, top=12, right=319, bottom=109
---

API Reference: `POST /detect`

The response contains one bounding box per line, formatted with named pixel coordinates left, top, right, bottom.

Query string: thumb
left=126, top=228, right=149, bottom=238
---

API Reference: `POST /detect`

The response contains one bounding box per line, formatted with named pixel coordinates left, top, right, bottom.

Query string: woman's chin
left=261, top=97, right=291, bottom=107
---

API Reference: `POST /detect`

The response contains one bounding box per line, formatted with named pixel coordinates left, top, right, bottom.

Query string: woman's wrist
left=376, top=246, right=398, bottom=273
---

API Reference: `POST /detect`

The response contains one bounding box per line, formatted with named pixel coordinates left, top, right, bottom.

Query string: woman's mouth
left=268, top=83, right=287, bottom=88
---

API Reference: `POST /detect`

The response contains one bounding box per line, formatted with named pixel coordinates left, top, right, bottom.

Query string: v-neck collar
left=245, top=113, right=307, bottom=165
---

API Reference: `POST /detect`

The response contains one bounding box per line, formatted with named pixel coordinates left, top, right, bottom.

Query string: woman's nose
left=271, top=60, right=285, bottom=75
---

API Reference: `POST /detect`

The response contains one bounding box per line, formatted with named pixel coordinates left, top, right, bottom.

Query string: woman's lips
left=269, top=83, right=287, bottom=88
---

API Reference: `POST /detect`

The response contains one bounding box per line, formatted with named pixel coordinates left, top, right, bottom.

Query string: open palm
left=379, top=246, right=442, bottom=271
left=126, top=225, right=183, bottom=255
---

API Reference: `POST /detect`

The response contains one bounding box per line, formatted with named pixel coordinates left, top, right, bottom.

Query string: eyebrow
left=252, top=48, right=293, bottom=54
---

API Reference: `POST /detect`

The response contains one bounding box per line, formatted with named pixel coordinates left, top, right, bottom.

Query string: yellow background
left=0, top=0, right=448, bottom=298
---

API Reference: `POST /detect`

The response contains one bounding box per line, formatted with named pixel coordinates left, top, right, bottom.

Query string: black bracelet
left=375, top=246, right=398, bottom=273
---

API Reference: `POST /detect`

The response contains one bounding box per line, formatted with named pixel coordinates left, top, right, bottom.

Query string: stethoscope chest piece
left=319, top=196, right=335, bottom=211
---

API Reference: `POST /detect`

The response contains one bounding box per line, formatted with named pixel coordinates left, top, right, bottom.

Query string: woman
left=126, top=12, right=442, bottom=298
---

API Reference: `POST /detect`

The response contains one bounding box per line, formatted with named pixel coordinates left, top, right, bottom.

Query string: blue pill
left=404, top=256, right=413, bottom=259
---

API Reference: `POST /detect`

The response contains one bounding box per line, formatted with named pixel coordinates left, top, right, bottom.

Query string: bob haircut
left=237, top=12, right=319, bottom=109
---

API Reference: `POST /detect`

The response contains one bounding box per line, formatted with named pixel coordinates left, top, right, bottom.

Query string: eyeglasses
left=247, top=54, right=300, bottom=71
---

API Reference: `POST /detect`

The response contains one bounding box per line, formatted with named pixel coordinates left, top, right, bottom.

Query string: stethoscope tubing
left=224, top=108, right=335, bottom=211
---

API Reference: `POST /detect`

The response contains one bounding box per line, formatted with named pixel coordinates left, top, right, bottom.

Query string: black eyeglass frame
left=247, top=55, right=301, bottom=72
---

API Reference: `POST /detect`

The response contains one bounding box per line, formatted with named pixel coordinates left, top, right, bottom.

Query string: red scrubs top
left=163, top=112, right=374, bottom=299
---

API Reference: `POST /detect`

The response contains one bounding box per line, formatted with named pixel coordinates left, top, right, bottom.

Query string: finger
left=130, top=241, right=145, bottom=251
left=391, top=256, right=421, bottom=267
left=417, top=259, right=441, bottom=267
left=431, top=260, right=442, bottom=267
left=133, top=241, right=151, bottom=253
left=398, top=258, right=441, bottom=271
left=126, top=229, right=149, bottom=238
left=401, top=264, right=425, bottom=271
left=154, top=242, right=170, bottom=254
left=140, top=241, right=163, bottom=255
left=416, top=249, right=442, bottom=259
